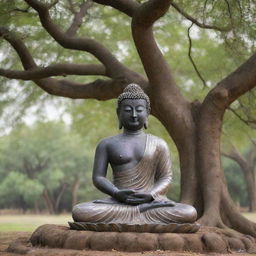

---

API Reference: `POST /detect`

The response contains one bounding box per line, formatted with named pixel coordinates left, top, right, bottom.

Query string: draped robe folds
left=72, top=134, right=197, bottom=225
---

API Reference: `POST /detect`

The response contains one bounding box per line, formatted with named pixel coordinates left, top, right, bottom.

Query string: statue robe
left=72, top=134, right=196, bottom=225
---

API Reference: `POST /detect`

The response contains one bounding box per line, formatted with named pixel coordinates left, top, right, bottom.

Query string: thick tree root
left=7, top=224, right=256, bottom=254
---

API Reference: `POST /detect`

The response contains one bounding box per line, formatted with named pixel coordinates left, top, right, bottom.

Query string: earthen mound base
left=25, top=224, right=256, bottom=254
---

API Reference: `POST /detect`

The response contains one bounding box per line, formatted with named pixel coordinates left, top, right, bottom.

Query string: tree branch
left=47, top=0, right=59, bottom=9
left=10, top=6, right=31, bottom=13
left=66, top=0, right=93, bottom=37
left=37, top=77, right=128, bottom=99
left=0, top=27, right=36, bottom=69
left=228, top=106, right=256, bottom=127
left=0, top=26, right=128, bottom=100
left=93, top=0, right=140, bottom=17
left=133, top=0, right=172, bottom=27
left=0, top=63, right=106, bottom=80
left=67, top=0, right=76, bottom=14
left=187, top=23, right=207, bottom=88
left=170, top=1, right=231, bottom=32
left=24, top=0, right=127, bottom=77
left=204, top=53, right=256, bottom=111
left=222, top=150, right=243, bottom=164
left=131, top=0, right=187, bottom=103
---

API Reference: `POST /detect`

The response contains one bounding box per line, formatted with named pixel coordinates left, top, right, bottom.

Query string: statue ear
left=119, top=121, right=123, bottom=130
left=117, top=108, right=123, bottom=129
left=144, top=120, right=148, bottom=129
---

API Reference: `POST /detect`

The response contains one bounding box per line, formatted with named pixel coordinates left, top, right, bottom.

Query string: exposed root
left=221, top=184, right=256, bottom=237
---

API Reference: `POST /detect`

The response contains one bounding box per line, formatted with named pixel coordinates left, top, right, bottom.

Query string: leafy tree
left=0, top=0, right=256, bottom=240
left=223, top=161, right=248, bottom=208
left=0, top=121, right=93, bottom=213
left=223, top=143, right=256, bottom=212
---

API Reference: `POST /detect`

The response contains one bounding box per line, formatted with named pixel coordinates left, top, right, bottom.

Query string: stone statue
left=70, top=84, right=199, bottom=233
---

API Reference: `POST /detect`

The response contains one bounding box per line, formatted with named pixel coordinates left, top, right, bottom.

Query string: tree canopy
left=0, top=121, right=94, bottom=213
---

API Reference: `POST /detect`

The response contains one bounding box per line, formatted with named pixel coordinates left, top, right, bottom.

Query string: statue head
left=117, top=84, right=150, bottom=130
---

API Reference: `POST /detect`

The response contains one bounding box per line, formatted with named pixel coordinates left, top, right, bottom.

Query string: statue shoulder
left=148, top=134, right=170, bottom=152
left=96, top=135, right=120, bottom=151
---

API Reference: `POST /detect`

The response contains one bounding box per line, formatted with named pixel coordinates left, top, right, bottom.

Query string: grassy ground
left=0, top=214, right=71, bottom=232
left=0, top=212, right=255, bottom=232
left=0, top=213, right=255, bottom=256
left=242, top=212, right=256, bottom=222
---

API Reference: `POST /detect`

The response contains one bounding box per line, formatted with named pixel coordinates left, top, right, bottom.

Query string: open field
left=0, top=213, right=255, bottom=256
left=0, top=214, right=71, bottom=232
left=242, top=212, right=256, bottom=222
left=0, top=212, right=255, bottom=232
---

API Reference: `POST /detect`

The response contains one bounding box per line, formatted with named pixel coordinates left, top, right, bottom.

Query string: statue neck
left=123, top=129, right=144, bottom=136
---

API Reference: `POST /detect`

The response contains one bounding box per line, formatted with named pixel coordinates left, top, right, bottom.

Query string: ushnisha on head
left=117, top=84, right=150, bottom=130
left=117, top=83, right=151, bottom=114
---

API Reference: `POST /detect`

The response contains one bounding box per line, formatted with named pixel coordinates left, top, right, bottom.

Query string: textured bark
left=1, top=0, right=256, bottom=240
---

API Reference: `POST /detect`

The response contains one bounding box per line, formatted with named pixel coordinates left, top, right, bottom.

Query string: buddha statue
left=70, top=84, right=199, bottom=233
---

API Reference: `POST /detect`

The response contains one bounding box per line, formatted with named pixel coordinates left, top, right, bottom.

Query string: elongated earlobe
left=144, top=120, right=148, bottom=129
left=119, top=121, right=123, bottom=129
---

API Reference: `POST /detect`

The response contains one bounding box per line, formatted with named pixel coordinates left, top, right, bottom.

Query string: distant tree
left=223, top=144, right=256, bottom=212
left=0, top=0, right=256, bottom=238
left=0, top=121, right=92, bottom=213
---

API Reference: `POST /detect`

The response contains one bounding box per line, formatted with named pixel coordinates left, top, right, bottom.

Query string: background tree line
left=0, top=0, right=255, bottom=238
left=0, top=118, right=255, bottom=214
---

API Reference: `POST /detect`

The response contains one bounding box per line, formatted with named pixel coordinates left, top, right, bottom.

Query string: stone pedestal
left=28, top=224, right=256, bottom=253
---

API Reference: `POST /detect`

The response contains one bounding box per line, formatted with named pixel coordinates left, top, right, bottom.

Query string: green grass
left=242, top=212, right=256, bottom=222
left=0, top=214, right=71, bottom=232
left=0, top=212, right=255, bottom=232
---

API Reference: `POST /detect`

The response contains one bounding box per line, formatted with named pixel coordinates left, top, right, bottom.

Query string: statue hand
left=126, top=192, right=153, bottom=205
left=113, top=189, right=135, bottom=203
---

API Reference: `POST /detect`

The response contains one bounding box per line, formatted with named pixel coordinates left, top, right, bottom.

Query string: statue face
left=117, top=98, right=148, bottom=131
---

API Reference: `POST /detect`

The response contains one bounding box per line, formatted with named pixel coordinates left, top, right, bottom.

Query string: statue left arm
left=149, top=140, right=172, bottom=199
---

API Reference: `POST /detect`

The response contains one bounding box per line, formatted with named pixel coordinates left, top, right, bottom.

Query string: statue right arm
left=92, top=140, right=118, bottom=197
left=92, top=140, right=135, bottom=202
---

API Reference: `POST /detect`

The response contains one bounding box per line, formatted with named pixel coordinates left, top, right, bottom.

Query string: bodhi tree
left=0, top=0, right=256, bottom=238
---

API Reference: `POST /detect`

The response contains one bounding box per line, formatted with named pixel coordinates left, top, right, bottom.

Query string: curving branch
left=47, top=0, right=59, bottom=9
left=0, top=27, right=36, bottom=69
left=170, top=1, right=231, bottom=32
left=93, top=0, right=140, bottom=17
left=228, top=106, right=256, bottom=127
left=10, top=5, right=31, bottom=13
left=0, top=26, right=125, bottom=100
left=23, top=0, right=127, bottom=77
left=203, top=52, right=256, bottom=112
left=34, top=77, right=127, bottom=100
left=0, top=63, right=106, bottom=80
left=222, top=149, right=244, bottom=164
left=131, top=0, right=186, bottom=103
left=187, top=23, right=207, bottom=88
left=133, top=0, right=172, bottom=27
left=66, top=0, right=93, bottom=37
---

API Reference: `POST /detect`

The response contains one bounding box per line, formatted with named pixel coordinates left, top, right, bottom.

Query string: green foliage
left=0, top=0, right=255, bottom=210
left=1, top=0, right=255, bottom=127
left=0, top=121, right=93, bottom=212
left=223, top=158, right=249, bottom=207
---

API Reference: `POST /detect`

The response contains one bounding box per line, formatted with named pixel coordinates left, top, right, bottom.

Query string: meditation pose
left=71, top=84, right=198, bottom=231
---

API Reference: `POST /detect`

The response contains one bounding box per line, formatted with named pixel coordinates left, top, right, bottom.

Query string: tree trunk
left=152, top=87, right=256, bottom=237
left=54, top=184, right=67, bottom=214
left=42, top=189, right=55, bottom=214
left=33, top=200, right=40, bottom=214
left=71, top=177, right=81, bottom=208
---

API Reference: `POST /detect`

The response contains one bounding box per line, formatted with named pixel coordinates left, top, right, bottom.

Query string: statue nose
left=132, top=109, right=137, bottom=118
